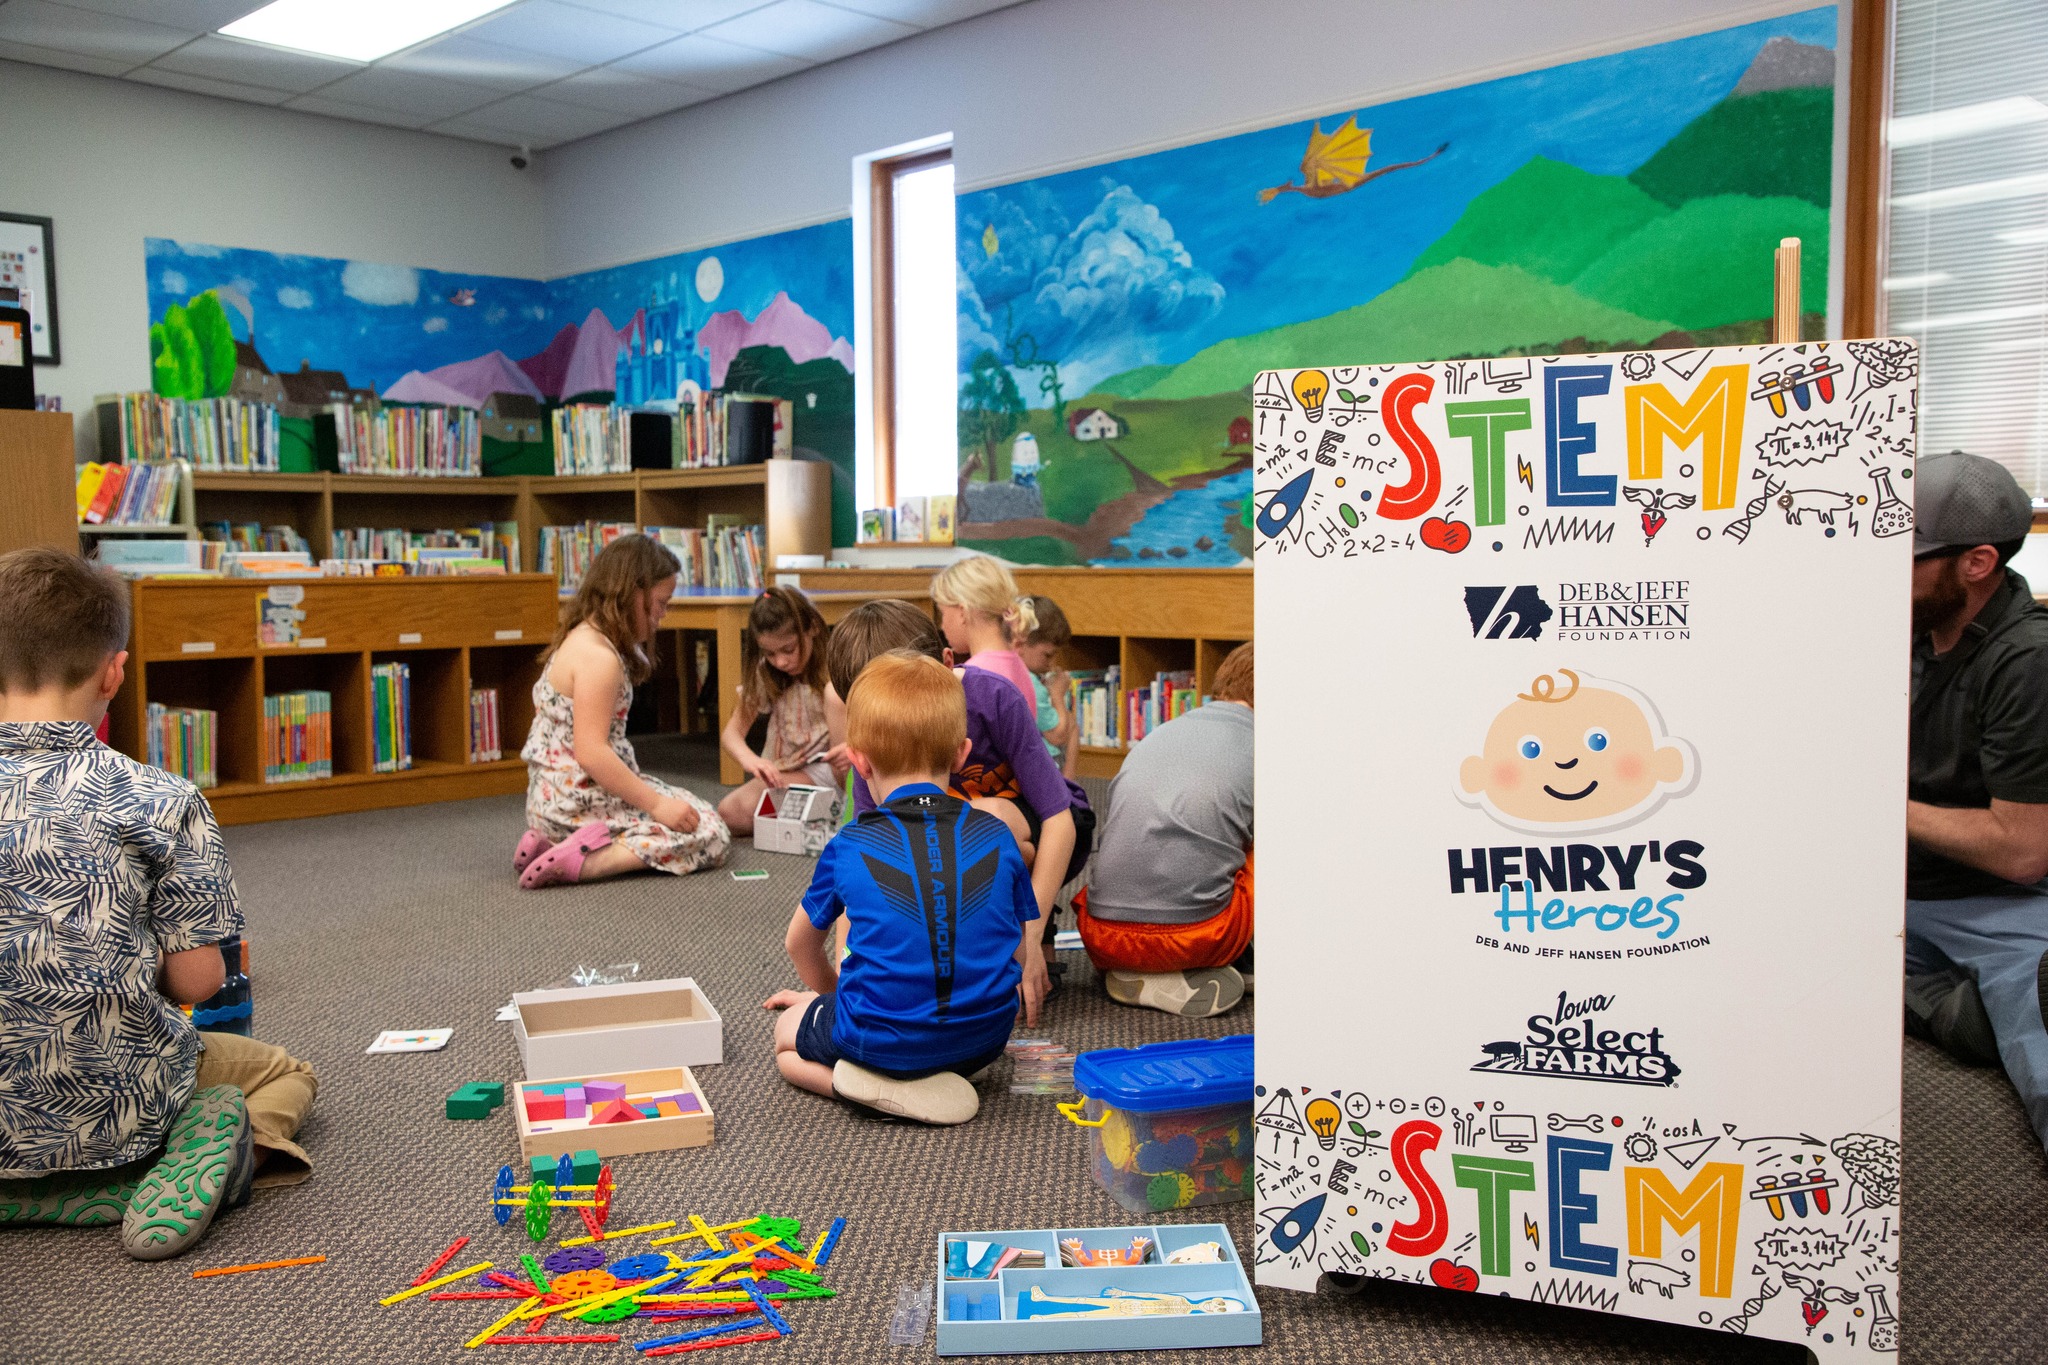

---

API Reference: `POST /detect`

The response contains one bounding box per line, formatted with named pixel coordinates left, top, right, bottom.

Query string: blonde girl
left=717, top=585, right=845, bottom=836
left=931, top=555, right=1037, bottom=701
left=516, top=534, right=729, bottom=887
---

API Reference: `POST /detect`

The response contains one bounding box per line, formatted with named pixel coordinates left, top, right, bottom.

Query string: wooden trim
left=1842, top=0, right=1891, bottom=339
left=869, top=146, right=953, bottom=514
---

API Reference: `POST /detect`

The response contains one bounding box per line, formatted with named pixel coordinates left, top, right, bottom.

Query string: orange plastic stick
left=192, top=1255, right=327, bottom=1279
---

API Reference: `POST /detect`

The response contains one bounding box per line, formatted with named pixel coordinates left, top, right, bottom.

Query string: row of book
left=1125, top=669, right=1201, bottom=746
left=335, top=404, right=481, bottom=478
left=371, top=662, right=413, bottom=774
left=1067, top=668, right=1204, bottom=748
left=646, top=521, right=766, bottom=595
left=551, top=404, right=635, bottom=475
left=146, top=703, right=217, bottom=789
left=205, top=521, right=310, bottom=554
left=263, top=691, right=332, bottom=783
left=1070, top=668, right=1123, bottom=749
left=538, top=521, right=636, bottom=597
left=94, top=539, right=227, bottom=577
left=858, top=493, right=959, bottom=545
left=319, top=557, right=506, bottom=577
left=675, top=391, right=789, bottom=468
left=470, top=687, right=502, bottom=763
left=329, top=523, right=520, bottom=570
left=96, top=393, right=281, bottom=471
left=76, top=460, right=185, bottom=526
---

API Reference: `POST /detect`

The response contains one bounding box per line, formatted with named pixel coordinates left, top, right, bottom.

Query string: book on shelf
left=371, top=662, right=413, bottom=773
left=95, top=539, right=222, bottom=577
left=538, top=521, right=638, bottom=596
left=1070, top=667, right=1123, bottom=748
left=78, top=460, right=184, bottom=527
left=858, top=507, right=894, bottom=544
left=1124, top=670, right=1200, bottom=747
left=894, top=495, right=926, bottom=543
left=673, top=388, right=790, bottom=468
left=326, top=522, right=518, bottom=572
left=204, top=521, right=309, bottom=554
left=469, top=687, right=501, bottom=763
left=927, top=494, right=956, bottom=545
left=551, top=404, right=633, bottom=475
left=145, top=703, right=216, bottom=789
left=81, top=462, right=125, bottom=524
left=334, top=403, right=480, bottom=477
left=225, top=550, right=315, bottom=578
left=262, top=691, right=331, bottom=783
left=94, top=393, right=280, bottom=471
left=646, top=522, right=765, bottom=594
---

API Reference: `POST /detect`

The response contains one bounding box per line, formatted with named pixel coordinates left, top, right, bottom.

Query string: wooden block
left=585, top=1080, right=627, bottom=1105
left=591, top=1099, right=640, bottom=1125
left=516, top=1067, right=715, bottom=1160
left=572, top=1150, right=602, bottom=1184
left=656, top=1100, right=681, bottom=1118
left=525, top=1093, right=566, bottom=1121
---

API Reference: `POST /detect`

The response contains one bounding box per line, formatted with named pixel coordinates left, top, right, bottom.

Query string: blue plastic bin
left=1062, top=1036, right=1255, bottom=1214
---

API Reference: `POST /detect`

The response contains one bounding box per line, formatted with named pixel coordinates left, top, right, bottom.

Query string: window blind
left=1885, top=0, right=2048, bottom=497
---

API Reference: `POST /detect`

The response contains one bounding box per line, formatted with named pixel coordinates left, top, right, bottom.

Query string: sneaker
left=1104, top=966, right=1245, bottom=1018
left=832, top=1061, right=979, bottom=1125
left=122, top=1086, right=252, bottom=1261
left=0, top=1163, right=145, bottom=1227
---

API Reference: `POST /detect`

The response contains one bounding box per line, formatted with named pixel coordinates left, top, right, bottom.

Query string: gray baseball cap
left=1912, top=450, right=2034, bottom=557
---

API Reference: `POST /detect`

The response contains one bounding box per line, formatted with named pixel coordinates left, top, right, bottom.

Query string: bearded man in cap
left=1905, top=450, right=2048, bottom=1151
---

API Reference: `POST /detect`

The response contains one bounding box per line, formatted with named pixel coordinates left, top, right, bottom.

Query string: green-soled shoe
left=0, top=1167, right=142, bottom=1227
left=121, top=1086, right=251, bottom=1261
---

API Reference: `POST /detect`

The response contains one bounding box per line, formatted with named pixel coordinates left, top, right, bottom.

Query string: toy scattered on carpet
left=1014, top=1286, right=1248, bottom=1320
left=191, top=1254, right=326, bottom=1279
left=380, top=1198, right=848, bottom=1352
left=447, top=1082, right=506, bottom=1120
left=1006, top=1037, right=1076, bottom=1095
left=492, top=1156, right=618, bottom=1242
left=1060, top=1235, right=1152, bottom=1267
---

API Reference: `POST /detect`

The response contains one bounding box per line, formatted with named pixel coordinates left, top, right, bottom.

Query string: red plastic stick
left=412, top=1235, right=471, bottom=1286
left=486, top=1272, right=543, bottom=1296
left=642, top=1330, right=782, bottom=1357
left=483, top=1334, right=623, bottom=1345
left=430, top=1291, right=527, bottom=1300
left=579, top=1207, right=604, bottom=1240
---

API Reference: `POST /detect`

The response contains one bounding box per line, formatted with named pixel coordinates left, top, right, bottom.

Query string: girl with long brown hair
left=715, top=585, right=845, bottom=836
left=516, top=534, right=729, bottom=887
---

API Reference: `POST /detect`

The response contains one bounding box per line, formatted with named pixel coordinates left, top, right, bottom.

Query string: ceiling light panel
left=221, top=0, right=525, bottom=64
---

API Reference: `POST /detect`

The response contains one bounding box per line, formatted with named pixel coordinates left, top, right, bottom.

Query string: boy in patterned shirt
left=0, top=549, right=317, bottom=1259
left=763, top=650, right=1039, bottom=1125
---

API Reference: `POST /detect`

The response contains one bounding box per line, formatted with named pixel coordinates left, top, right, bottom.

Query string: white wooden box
left=753, top=783, right=838, bottom=856
left=512, top=976, right=723, bottom=1077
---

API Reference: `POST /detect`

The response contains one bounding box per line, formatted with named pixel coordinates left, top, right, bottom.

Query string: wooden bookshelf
left=0, top=409, right=79, bottom=555
left=188, top=461, right=832, bottom=576
left=108, top=575, right=558, bottom=824
left=790, top=566, right=1250, bottom=778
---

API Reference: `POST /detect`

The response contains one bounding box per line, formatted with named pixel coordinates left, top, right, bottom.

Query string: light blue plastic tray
left=933, top=1223, right=1260, bottom=1355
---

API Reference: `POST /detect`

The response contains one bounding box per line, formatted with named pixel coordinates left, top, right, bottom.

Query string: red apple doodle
left=1429, top=1258, right=1480, bottom=1292
left=1420, top=517, right=1471, bottom=554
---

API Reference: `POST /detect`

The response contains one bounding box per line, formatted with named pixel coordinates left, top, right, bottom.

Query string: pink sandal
left=519, top=822, right=613, bottom=889
left=513, top=830, right=554, bottom=875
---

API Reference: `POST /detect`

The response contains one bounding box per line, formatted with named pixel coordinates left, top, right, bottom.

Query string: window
left=1884, top=0, right=2048, bottom=495
left=865, top=144, right=957, bottom=515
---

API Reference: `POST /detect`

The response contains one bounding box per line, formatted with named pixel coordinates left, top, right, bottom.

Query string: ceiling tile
left=0, top=0, right=190, bottom=67
left=556, top=0, right=773, bottom=30
left=699, top=0, right=915, bottom=63
left=282, top=93, right=433, bottom=129
left=381, top=33, right=581, bottom=92
left=436, top=92, right=635, bottom=144
left=315, top=65, right=502, bottom=120
left=830, top=0, right=1023, bottom=24
left=148, top=33, right=359, bottom=93
left=460, top=0, right=674, bottom=65
left=612, top=32, right=807, bottom=92
left=546, top=65, right=716, bottom=117
left=48, top=1, right=263, bottom=28
left=0, top=37, right=132, bottom=77
left=126, top=64, right=292, bottom=105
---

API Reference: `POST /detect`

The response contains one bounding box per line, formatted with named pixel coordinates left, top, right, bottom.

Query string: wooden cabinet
left=0, top=409, right=78, bottom=554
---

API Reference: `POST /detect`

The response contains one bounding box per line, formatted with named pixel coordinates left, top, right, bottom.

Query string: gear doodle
left=1624, top=1132, right=1659, bottom=1163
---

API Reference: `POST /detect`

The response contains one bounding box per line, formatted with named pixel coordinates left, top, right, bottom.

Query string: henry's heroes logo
left=1474, top=991, right=1681, bottom=1087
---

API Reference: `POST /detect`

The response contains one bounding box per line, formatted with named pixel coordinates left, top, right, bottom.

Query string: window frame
left=867, top=145, right=954, bottom=516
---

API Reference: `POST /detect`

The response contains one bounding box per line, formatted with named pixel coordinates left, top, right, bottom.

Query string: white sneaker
left=1103, top=966, right=1245, bottom=1018
left=832, top=1061, right=980, bottom=1125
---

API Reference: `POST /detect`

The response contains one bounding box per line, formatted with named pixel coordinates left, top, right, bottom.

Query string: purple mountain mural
left=517, top=308, right=622, bottom=401
left=382, top=370, right=478, bottom=406
left=701, top=291, right=854, bottom=388
left=386, top=349, right=543, bottom=407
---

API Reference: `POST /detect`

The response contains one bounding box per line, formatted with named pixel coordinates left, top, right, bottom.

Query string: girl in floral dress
left=516, top=535, right=729, bottom=887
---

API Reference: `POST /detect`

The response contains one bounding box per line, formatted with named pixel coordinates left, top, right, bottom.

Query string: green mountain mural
left=1403, top=157, right=1671, bottom=285
left=1629, top=87, right=1834, bottom=207
left=1571, top=193, right=1829, bottom=331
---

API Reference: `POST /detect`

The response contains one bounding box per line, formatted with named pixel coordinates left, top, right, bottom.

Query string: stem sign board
left=1252, top=340, right=1916, bottom=1358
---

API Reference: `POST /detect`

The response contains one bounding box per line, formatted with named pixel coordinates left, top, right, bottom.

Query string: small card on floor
left=731, top=869, right=770, bottom=881
left=367, top=1028, right=453, bottom=1054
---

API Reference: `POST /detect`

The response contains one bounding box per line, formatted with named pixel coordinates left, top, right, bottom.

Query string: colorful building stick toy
left=192, top=1255, right=326, bottom=1278
left=491, top=1162, right=616, bottom=1242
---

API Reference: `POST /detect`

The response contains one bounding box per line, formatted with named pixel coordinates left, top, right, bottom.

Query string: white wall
left=539, top=0, right=1830, bottom=276
left=0, top=60, right=547, bottom=456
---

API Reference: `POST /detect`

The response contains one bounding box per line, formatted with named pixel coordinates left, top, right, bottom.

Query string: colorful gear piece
left=524, top=1179, right=552, bottom=1243
left=608, top=1253, right=669, bottom=1281
left=592, top=1165, right=614, bottom=1227
left=543, top=1245, right=605, bottom=1274
left=1100, top=1108, right=1135, bottom=1172
left=547, top=1268, right=618, bottom=1298
left=1148, top=1172, right=1197, bottom=1211
left=493, top=1165, right=515, bottom=1226
left=576, top=1298, right=639, bottom=1323
left=553, top=1152, right=575, bottom=1188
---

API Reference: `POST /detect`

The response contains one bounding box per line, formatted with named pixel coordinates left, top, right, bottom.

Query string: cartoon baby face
left=1458, top=670, right=1694, bottom=834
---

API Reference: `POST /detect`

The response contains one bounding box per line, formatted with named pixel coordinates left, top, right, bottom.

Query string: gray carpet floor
left=2, top=733, right=2044, bottom=1363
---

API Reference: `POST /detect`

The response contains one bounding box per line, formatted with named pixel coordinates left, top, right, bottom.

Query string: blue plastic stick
left=744, top=1280, right=794, bottom=1336
left=814, top=1216, right=846, bottom=1268
left=634, top=1316, right=765, bottom=1351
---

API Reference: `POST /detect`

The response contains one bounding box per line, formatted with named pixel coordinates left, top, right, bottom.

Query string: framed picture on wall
left=0, top=213, right=58, bottom=364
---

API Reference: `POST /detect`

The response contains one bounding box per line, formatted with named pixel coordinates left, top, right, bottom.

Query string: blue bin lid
left=1073, top=1035, right=1254, bottom=1113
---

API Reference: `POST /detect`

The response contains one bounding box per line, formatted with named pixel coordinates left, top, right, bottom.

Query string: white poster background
left=1253, top=342, right=1913, bottom=1359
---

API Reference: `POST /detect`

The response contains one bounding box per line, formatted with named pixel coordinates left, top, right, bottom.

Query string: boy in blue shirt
left=764, top=650, right=1038, bottom=1125
left=0, top=550, right=317, bottom=1259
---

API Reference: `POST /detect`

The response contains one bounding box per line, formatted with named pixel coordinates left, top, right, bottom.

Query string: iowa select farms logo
left=1465, top=582, right=1692, bottom=642
left=1472, top=990, right=1681, bottom=1087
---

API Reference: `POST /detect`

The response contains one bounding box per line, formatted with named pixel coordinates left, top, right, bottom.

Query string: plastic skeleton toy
left=1016, top=1286, right=1248, bottom=1320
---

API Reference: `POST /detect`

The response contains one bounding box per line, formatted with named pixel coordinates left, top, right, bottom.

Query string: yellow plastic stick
left=558, top=1219, right=677, bottom=1247
left=379, top=1261, right=494, bottom=1305
left=648, top=1216, right=749, bottom=1249
left=465, top=1301, right=530, bottom=1349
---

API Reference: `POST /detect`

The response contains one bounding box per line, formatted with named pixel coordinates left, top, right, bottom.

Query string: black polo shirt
left=1909, top=569, right=2048, bottom=898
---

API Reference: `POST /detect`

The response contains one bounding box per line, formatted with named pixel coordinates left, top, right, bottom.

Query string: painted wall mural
left=953, top=7, right=1840, bottom=566
left=144, top=218, right=857, bottom=544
